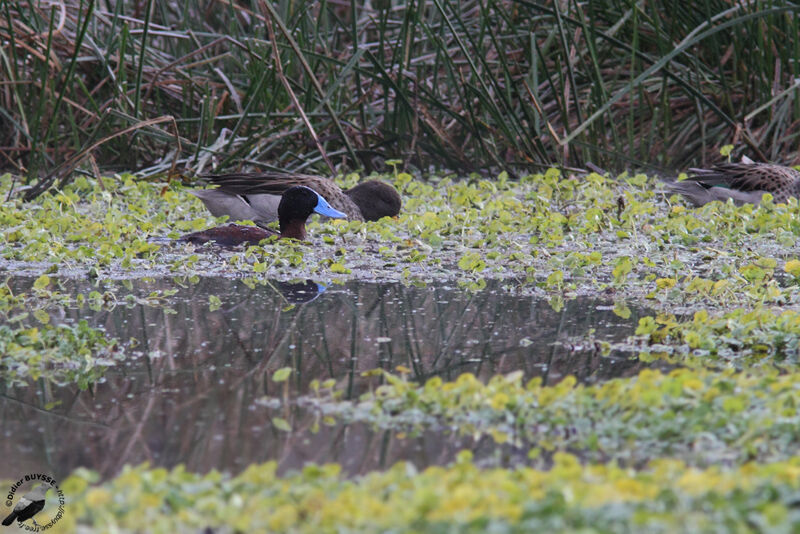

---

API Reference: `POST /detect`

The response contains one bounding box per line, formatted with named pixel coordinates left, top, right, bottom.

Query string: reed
left=1, top=0, right=799, bottom=198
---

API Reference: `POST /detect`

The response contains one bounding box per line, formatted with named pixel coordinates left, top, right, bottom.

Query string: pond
left=1, top=277, right=658, bottom=481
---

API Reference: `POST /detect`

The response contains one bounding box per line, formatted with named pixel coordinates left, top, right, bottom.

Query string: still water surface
left=1, top=277, right=656, bottom=480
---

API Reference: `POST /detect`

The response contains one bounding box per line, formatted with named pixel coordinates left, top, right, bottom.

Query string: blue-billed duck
left=190, top=172, right=401, bottom=225
left=666, top=163, right=800, bottom=206
left=180, top=185, right=346, bottom=247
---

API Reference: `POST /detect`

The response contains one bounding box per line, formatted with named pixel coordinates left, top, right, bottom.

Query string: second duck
left=666, top=162, right=800, bottom=206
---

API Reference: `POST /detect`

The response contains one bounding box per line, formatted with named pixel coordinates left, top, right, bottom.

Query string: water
left=1, top=277, right=655, bottom=480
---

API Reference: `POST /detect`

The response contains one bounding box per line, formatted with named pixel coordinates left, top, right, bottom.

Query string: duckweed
left=308, top=368, right=800, bottom=466
left=53, top=453, right=800, bottom=533
left=3, top=170, right=800, bottom=314
left=0, top=319, right=124, bottom=387
left=633, top=306, right=800, bottom=364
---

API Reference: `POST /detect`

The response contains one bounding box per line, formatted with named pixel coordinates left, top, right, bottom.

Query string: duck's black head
left=278, top=186, right=346, bottom=239
left=344, top=181, right=402, bottom=221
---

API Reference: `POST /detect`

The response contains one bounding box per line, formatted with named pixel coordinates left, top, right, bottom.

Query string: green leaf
left=33, top=275, right=51, bottom=290
left=272, top=367, right=292, bottom=382
left=636, top=316, right=658, bottom=336
left=329, top=263, right=351, bottom=274
left=33, top=309, right=50, bottom=324
left=613, top=301, right=631, bottom=319
left=457, top=252, right=486, bottom=272
left=272, top=418, right=292, bottom=432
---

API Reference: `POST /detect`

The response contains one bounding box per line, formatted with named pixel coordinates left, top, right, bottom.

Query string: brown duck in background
left=666, top=163, right=800, bottom=206
left=190, top=172, right=401, bottom=226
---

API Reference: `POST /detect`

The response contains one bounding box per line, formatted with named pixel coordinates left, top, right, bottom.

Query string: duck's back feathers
left=689, top=163, right=800, bottom=193
left=202, top=171, right=320, bottom=195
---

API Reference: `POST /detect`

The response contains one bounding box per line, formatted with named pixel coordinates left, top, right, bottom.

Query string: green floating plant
left=0, top=319, right=125, bottom=387
left=634, top=306, right=800, bottom=362
left=4, top=170, right=800, bottom=312
left=55, top=452, right=800, bottom=532
left=308, top=368, right=800, bottom=467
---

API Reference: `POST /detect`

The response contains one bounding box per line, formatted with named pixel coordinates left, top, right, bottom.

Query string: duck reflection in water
left=276, top=279, right=326, bottom=305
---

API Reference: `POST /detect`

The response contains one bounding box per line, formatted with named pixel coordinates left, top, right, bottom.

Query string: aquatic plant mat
left=2, top=170, right=800, bottom=532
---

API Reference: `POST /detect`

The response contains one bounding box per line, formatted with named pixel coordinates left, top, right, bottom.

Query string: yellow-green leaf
left=272, top=367, right=292, bottom=382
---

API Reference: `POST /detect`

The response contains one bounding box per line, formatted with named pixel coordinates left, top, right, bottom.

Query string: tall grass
left=2, top=0, right=800, bottom=199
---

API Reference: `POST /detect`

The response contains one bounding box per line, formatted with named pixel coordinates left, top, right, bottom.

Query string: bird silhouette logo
left=2, top=484, right=49, bottom=527
left=2, top=477, right=65, bottom=530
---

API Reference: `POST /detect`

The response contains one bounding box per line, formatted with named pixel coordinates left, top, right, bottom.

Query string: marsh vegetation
left=3, top=0, right=800, bottom=194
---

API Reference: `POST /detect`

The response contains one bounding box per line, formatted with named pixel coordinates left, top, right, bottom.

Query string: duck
left=190, top=172, right=401, bottom=225
left=666, top=163, right=800, bottom=206
left=180, top=185, right=346, bottom=247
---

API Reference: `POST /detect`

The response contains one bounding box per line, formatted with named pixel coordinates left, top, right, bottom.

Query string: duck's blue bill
left=313, top=192, right=347, bottom=218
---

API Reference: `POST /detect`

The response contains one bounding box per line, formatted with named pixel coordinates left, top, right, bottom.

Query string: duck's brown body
left=179, top=224, right=278, bottom=247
